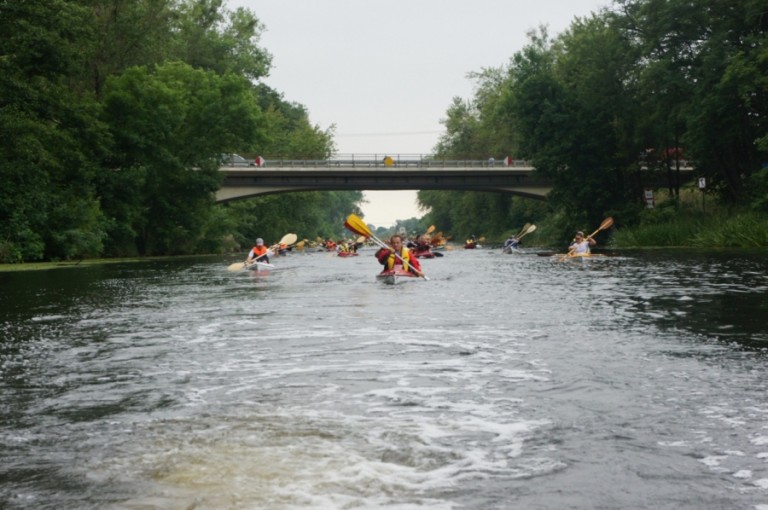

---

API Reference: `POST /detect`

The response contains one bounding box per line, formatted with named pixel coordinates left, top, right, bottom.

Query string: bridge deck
left=216, top=159, right=694, bottom=203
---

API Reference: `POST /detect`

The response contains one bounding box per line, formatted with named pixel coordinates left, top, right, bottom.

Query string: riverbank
left=611, top=207, right=768, bottom=249
left=0, top=254, right=225, bottom=273
left=503, top=190, right=768, bottom=250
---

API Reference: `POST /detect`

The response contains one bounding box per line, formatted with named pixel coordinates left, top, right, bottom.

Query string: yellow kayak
left=555, top=252, right=606, bottom=261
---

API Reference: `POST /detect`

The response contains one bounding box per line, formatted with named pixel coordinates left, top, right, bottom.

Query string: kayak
left=376, top=268, right=421, bottom=285
left=245, top=261, right=275, bottom=271
left=337, top=251, right=359, bottom=257
left=502, top=246, right=521, bottom=254
left=464, top=242, right=477, bottom=249
left=556, top=252, right=606, bottom=261
left=412, top=248, right=435, bottom=259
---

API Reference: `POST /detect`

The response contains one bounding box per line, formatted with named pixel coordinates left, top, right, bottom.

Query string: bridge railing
left=251, top=155, right=533, bottom=169
left=225, top=154, right=695, bottom=171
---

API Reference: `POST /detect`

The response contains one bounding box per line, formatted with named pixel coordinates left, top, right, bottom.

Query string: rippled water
left=1, top=248, right=767, bottom=509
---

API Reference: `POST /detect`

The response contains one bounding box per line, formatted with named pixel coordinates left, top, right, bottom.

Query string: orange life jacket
left=252, top=245, right=268, bottom=257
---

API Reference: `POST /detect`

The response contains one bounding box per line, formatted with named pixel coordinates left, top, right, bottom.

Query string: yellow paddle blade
left=426, top=225, right=436, bottom=235
left=227, top=261, right=245, bottom=272
left=279, top=233, right=298, bottom=246
left=599, top=217, right=614, bottom=231
left=356, top=235, right=366, bottom=244
left=587, top=217, right=614, bottom=239
left=517, top=223, right=531, bottom=237
left=344, top=214, right=373, bottom=238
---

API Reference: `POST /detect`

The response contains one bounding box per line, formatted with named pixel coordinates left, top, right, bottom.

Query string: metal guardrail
left=232, top=158, right=533, bottom=169
left=227, top=154, right=694, bottom=170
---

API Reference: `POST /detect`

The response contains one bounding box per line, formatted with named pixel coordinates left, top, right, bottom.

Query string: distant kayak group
left=228, top=215, right=615, bottom=282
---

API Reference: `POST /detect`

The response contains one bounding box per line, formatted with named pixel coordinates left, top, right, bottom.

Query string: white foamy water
left=1, top=248, right=768, bottom=509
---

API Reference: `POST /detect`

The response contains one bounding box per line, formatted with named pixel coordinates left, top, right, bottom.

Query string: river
left=1, top=247, right=767, bottom=509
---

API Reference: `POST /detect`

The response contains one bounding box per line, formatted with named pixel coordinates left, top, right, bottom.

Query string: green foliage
left=747, top=168, right=768, bottom=213
left=612, top=200, right=768, bottom=248
left=0, top=0, right=110, bottom=262
left=423, top=1, right=768, bottom=246
left=0, top=0, right=348, bottom=262
left=222, top=191, right=363, bottom=251
left=100, top=62, right=264, bottom=255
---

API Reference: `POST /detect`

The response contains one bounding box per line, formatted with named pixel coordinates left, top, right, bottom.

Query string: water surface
left=1, top=248, right=767, bottom=509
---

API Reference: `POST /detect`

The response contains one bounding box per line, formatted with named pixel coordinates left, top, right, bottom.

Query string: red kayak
left=376, top=267, right=421, bottom=285
left=337, top=251, right=359, bottom=257
left=412, top=248, right=435, bottom=259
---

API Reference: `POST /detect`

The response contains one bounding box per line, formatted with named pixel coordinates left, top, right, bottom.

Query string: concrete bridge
left=215, top=156, right=695, bottom=203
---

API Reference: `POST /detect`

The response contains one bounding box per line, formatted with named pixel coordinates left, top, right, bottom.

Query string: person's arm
left=408, top=250, right=423, bottom=274
left=588, top=237, right=596, bottom=247
left=375, top=247, right=391, bottom=265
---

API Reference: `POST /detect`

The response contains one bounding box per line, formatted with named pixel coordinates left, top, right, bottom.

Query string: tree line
left=419, top=0, right=768, bottom=245
left=0, top=0, right=361, bottom=263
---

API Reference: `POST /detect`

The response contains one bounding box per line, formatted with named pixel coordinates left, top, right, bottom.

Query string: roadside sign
left=254, top=155, right=265, bottom=167
left=698, top=177, right=706, bottom=189
left=503, top=156, right=513, bottom=166
left=644, top=188, right=654, bottom=208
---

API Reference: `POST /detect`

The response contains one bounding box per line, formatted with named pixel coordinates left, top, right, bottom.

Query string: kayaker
left=407, top=234, right=430, bottom=251
left=246, top=238, right=270, bottom=265
left=568, top=231, right=596, bottom=254
left=503, top=236, right=520, bottom=250
left=375, top=234, right=423, bottom=276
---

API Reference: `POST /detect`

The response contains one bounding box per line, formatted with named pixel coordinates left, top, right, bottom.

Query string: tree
left=101, top=62, right=264, bottom=255
left=0, top=0, right=110, bottom=262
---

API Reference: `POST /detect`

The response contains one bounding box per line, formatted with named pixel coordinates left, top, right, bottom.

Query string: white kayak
left=245, top=261, right=275, bottom=272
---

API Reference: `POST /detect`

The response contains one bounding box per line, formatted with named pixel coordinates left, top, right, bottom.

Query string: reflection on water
left=1, top=249, right=767, bottom=509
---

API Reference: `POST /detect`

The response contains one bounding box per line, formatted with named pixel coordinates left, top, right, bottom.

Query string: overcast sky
left=228, top=0, right=609, bottom=226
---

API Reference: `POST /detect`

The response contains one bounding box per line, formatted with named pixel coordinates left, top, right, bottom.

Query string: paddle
left=516, top=223, right=532, bottom=238
left=560, top=217, right=614, bottom=261
left=344, top=214, right=429, bottom=280
left=425, top=224, right=436, bottom=235
left=270, top=233, right=298, bottom=252
left=517, top=224, right=537, bottom=240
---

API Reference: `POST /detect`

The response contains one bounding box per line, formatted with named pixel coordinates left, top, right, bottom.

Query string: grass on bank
left=491, top=187, right=768, bottom=250
left=611, top=189, right=768, bottom=248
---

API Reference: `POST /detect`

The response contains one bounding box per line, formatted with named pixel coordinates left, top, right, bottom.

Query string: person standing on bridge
left=246, top=238, right=271, bottom=265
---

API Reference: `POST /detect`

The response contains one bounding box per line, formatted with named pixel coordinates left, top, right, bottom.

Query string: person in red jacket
left=375, top=234, right=424, bottom=276
left=246, top=238, right=271, bottom=265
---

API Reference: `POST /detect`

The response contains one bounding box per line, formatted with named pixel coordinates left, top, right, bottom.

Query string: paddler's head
left=256, top=238, right=264, bottom=246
